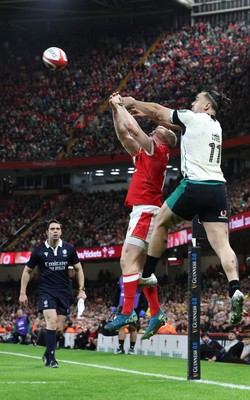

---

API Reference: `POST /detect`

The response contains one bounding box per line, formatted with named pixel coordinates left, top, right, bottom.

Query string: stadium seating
left=0, top=21, right=249, bottom=162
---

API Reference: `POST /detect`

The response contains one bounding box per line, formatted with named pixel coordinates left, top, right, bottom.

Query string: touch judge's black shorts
left=38, top=289, right=69, bottom=315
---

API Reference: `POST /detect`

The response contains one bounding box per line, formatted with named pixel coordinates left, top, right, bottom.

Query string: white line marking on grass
left=1, top=351, right=250, bottom=391
left=0, top=382, right=66, bottom=385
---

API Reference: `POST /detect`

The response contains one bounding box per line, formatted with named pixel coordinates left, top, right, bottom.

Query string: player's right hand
left=19, top=293, right=28, bottom=306
left=109, top=93, right=123, bottom=106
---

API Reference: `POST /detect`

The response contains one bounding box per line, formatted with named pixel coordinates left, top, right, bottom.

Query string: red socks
left=121, top=273, right=160, bottom=317
left=122, top=273, right=139, bottom=314
left=142, top=286, right=160, bottom=316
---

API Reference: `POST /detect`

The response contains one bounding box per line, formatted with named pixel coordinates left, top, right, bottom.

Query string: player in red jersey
left=105, top=94, right=177, bottom=334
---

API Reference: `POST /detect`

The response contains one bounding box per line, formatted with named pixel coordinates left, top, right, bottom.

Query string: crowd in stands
left=59, top=20, right=250, bottom=159
left=0, top=268, right=250, bottom=355
left=0, top=26, right=158, bottom=162
left=3, top=189, right=129, bottom=251
left=227, top=172, right=250, bottom=215
left=0, top=20, right=249, bottom=162
left=1, top=170, right=249, bottom=252
left=0, top=195, right=44, bottom=248
left=120, top=21, right=250, bottom=136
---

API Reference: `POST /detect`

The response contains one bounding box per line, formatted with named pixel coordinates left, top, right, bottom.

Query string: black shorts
left=38, top=289, right=70, bottom=316
left=166, top=179, right=229, bottom=222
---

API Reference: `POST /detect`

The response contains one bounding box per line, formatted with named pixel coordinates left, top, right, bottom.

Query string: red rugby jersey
left=125, top=142, right=170, bottom=208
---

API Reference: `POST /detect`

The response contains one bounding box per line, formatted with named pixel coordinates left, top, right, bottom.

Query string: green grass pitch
left=0, top=343, right=249, bottom=400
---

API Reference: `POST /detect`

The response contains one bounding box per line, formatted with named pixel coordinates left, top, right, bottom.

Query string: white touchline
left=0, top=382, right=66, bottom=385
left=1, top=351, right=250, bottom=391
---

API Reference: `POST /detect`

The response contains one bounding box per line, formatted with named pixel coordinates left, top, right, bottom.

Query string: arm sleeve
left=170, top=109, right=194, bottom=129
left=26, top=251, right=39, bottom=269
left=69, top=246, right=80, bottom=265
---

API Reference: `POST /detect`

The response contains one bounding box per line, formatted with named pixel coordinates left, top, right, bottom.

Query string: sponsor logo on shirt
left=219, top=210, right=228, bottom=219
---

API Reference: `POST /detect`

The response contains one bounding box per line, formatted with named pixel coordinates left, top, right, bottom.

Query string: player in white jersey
left=177, top=110, right=225, bottom=181
left=118, top=90, right=244, bottom=339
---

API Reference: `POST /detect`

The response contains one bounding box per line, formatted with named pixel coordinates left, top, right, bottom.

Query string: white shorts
left=124, top=205, right=160, bottom=250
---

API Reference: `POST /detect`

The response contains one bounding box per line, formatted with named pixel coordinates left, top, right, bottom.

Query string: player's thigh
left=154, top=201, right=177, bottom=230
left=126, top=205, right=159, bottom=243
left=202, top=221, right=230, bottom=255
left=121, top=242, right=146, bottom=274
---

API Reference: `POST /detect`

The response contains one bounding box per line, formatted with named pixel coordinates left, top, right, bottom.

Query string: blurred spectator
left=12, top=309, right=31, bottom=344
left=240, top=335, right=250, bottom=362
left=200, top=331, right=249, bottom=364
left=224, top=330, right=245, bottom=359
left=157, top=320, right=177, bottom=334
left=74, top=326, right=89, bottom=350
left=240, top=315, right=250, bottom=334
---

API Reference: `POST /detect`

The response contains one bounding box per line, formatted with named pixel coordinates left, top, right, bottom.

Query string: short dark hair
left=242, top=334, right=250, bottom=339
left=46, top=219, right=61, bottom=230
left=201, top=331, right=209, bottom=338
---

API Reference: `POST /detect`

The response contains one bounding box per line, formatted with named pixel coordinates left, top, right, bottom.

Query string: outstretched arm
left=120, top=96, right=181, bottom=131
left=110, top=97, right=152, bottom=154
left=110, top=99, right=140, bottom=156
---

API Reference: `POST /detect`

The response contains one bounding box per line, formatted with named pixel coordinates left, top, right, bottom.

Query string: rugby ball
left=42, top=47, right=68, bottom=71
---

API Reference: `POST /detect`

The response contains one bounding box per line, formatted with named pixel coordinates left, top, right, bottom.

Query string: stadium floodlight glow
left=95, top=170, right=104, bottom=173
left=167, top=165, right=173, bottom=169
left=174, top=0, right=194, bottom=8
left=173, top=167, right=179, bottom=171
left=168, top=257, right=178, bottom=261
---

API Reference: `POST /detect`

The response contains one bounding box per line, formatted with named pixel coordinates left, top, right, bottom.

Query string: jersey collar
left=45, top=238, right=63, bottom=248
